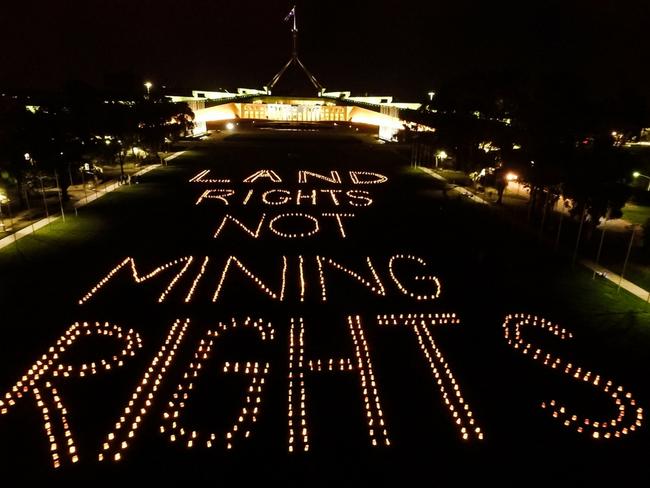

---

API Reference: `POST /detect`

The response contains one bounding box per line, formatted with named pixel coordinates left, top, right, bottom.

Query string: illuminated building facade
left=169, top=90, right=424, bottom=141
left=167, top=6, right=428, bottom=139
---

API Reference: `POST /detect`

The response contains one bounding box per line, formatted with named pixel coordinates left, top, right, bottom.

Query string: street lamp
left=633, top=171, right=650, bottom=191
left=506, top=172, right=520, bottom=196
left=435, top=150, right=448, bottom=168
left=144, top=81, right=153, bottom=96
left=0, top=191, right=10, bottom=232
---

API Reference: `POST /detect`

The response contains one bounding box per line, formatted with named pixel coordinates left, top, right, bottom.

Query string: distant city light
left=633, top=171, right=640, bottom=178
left=506, top=172, right=518, bottom=181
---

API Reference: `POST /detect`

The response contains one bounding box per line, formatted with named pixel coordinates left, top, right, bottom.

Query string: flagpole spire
left=267, top=5, right=324, bottom=95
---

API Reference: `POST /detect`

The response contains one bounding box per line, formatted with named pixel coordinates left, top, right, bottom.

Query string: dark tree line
left=407, top=69, right=650, bottom=233
left=0, top=90, right=194, bottom=207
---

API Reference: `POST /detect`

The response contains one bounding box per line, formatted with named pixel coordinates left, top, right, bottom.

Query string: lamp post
left=144, top=81, right=152, bottom=97
left=505, top=172, right=520, bottom=196
left=618, top=224, right=639, bottom=293
left=592, top=206, right=611, bottom=279
left=23, top=153, right=32, bottom=208
left=0, top=191, right=7, bottom=232
left=435, top=150, right=448, bottom=169
left=54, top=170, right=65, bottom=222
left=633, top=171, right=650, bottom=191
left=37, top=175, right=49, bottom=220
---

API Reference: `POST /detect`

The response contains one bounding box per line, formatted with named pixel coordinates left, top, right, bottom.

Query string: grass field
left=0, top=130, right=648, bottom=483
left=622, top=202, right=650, bottom=225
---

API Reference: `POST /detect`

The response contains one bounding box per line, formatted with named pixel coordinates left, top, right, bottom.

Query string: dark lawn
left=0, top=131, right=648, bottom=484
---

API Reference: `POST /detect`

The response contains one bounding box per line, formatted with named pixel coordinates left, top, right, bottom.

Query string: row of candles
left=189, top=169, right=389, bottom=185
left=196, top=188, right=373, bottom=207
left=503, top=314, right=643, bottom=439
left=79, top=255, right=444, bottom=304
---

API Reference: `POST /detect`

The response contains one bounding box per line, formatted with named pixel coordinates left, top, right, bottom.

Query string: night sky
left=1, top=0, right=649, bottom=100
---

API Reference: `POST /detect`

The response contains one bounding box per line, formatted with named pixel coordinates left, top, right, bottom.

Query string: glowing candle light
left=100, top=319, right=189, bottom=462
left=1, top=321, right=141, bottom=468
left=346, top=190, right=373, bottom=207
left=503, top=314, right=643, bottom=439
left=189, top=169, right=231, bottom=184
left=185, top=257, right=210, bottom=303
left=161, top=318, right=274, bottom=450
left=316, top=256, right=386, bottom=300
left=242, top=189, right=254, bottom=205
left=388, top=254, right=441, bottom=300
left=288, top=316, right=390, bottom=452
left=349, top=171, right=388, bottom=185
left=298, top=170, right=341, bottom=184
left=214, top=214, right=266, bottom=239
left=268, top=213, right=320, bottom=239
left=242, top=169, right=282, bottom=183
left=195, top=189, right=235, bottom=205
left=262, top=189, right=291, bottom=206
left=376, top=313, right=480, bottom=440
left=320, top=189, right=343, bottom=206
left=321, top=213, right=355, bottom=238
left=213, top=256, right=287, bottom=302
left=79, top=257, right=194, bottom=304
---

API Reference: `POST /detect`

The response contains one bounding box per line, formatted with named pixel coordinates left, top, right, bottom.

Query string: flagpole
left=268, top=5, right=324, bottom=94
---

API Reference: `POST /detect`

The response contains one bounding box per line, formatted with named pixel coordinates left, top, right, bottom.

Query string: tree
left=137, top=96, right=194, bottom=163
left=498, top=71, right=647, bottom=231
left=0, top=97, right=34, bottom=207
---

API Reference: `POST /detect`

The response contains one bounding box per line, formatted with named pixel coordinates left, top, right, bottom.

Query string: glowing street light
left=435, top=150, right=448, bottom=168
left=428, top=91, right=436, bottom=101
left=0, top=191, right=11, bottom=232
left=225, top=122, right=235, bottom=131
left=505, top=172, right=522, bottom=197
left=144, top=81, right=153, bottom=96
left=633, top=171, right=650, bottom=191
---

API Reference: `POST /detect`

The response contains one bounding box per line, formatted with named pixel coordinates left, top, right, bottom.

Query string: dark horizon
left=1, top=0, right=649, bottom=101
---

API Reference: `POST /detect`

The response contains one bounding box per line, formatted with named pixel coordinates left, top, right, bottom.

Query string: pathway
left=419, top=165, right=650, bottom=302
left=0, top=151, right=185, bottom=251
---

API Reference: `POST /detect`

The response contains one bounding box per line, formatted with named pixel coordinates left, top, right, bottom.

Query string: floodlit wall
left=349, top=106, right=404, bottom=129
left=194, top=103, right=240, bottom=123
left=193, top=100, right=406, bottom=131
left=239, top=103, right=350, bottom=122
